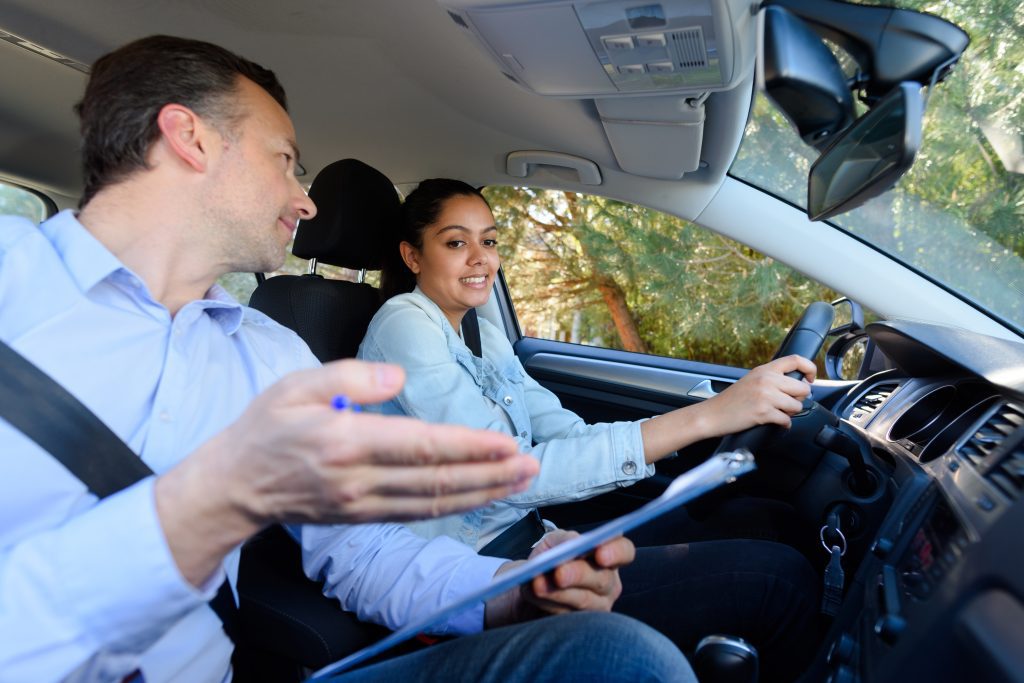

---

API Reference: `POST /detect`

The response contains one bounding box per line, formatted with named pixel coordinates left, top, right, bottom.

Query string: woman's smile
left=401, top=193, right=500, bottom=329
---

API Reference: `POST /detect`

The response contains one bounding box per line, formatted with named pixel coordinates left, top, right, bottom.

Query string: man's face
left=204, top=77, right=316, bottom=274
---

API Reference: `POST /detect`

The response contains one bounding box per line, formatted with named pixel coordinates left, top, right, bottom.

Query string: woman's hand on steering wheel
left=697, top=355, right=817, bottom=437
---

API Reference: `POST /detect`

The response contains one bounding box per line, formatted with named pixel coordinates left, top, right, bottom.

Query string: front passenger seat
left=236, top=159, right=401, bottom=680
left=249, top=157, right=400, bottom=361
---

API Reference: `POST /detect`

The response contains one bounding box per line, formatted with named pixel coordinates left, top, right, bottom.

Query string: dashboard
left=808, top=320, right=1024, bottom=683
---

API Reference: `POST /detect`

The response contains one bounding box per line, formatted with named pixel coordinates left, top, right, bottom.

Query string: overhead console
left=438, top=0, right=752, bottom=97
left=439, top=0, right=757, bottom=179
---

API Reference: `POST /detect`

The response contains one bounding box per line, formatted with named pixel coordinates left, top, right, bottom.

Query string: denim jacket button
left=503, top=396, right=513, bottom=406
left=621, top=460, right=638, bottom=475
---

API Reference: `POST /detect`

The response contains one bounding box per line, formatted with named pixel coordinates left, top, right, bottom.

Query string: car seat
left=236, top=159, right=401, bottom=681
left=249, top=157, right=400, bottom=361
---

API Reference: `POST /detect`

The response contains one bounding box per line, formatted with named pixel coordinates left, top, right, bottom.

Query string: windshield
left=731, top=0, right=1024, bottom=334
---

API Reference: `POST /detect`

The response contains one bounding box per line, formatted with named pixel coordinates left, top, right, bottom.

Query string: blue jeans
left=327, top=612, right=695, bottom=683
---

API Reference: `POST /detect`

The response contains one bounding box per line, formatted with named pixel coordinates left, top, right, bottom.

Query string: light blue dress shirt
left=0, top=212, right=503, bottom=683
left=357, top=288, right=652, bottom=551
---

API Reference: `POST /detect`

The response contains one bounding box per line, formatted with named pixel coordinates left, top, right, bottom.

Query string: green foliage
left=0, top=182, right=47, bottom=223
left=484, top=186, right=841, bottom=370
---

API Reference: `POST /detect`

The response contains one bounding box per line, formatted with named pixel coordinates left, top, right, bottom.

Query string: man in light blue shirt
left=0, top=35, right=691, bottom=683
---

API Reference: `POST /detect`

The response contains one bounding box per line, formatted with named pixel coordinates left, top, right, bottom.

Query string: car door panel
left=513, top=333, right=856, bottom=523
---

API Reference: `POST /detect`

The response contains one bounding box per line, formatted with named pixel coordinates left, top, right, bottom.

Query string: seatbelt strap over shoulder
left=0, top=339, right=154, bottom=497
left=461, top=308, right=483, bottom=358
left=0, top=338, right=241, bottom=641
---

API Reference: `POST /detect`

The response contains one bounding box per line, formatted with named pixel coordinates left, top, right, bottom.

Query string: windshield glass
left=731, top=0, right=1024, bottom=333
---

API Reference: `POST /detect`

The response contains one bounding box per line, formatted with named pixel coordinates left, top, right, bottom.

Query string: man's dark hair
left=75, top=35, right=287, bottom=207
left=380, top=178, right=489, bottom=302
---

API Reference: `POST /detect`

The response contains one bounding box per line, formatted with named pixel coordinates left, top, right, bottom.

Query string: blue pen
left=330, top=394, right=362, bottom=412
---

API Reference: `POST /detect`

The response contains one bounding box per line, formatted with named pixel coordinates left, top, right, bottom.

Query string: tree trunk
left=594, top=275, right=648, bottom=353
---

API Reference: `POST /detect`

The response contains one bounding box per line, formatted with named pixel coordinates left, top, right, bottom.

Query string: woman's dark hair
left=75, top=35, right=286, bottom=207
left=379, top=178, right=489, bottom=301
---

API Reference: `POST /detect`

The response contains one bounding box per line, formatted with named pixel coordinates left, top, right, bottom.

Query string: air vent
left=669, top=27, right=708, bottom=70
left=850, top=382, right=899, bottom=419
left=958, top=402, right=1024, bottom=501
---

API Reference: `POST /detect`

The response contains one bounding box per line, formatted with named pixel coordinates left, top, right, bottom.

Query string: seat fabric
left=238, top=159, right=401, bottom=678
left=249, top=157, right=401, bottom=362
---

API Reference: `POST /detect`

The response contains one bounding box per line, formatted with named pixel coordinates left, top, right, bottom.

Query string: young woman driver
left=357, top=179, right=820, bottom=681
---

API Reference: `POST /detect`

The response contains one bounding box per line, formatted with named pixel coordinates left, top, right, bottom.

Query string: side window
left=0, top=180, right=51, bottom=223
left=483, top=186, right=849, bottom=371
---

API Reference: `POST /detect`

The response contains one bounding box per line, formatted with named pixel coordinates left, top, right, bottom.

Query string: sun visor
left=595, top=95, right=705, bottom=178
left=441, top=0, right=754, bottom=98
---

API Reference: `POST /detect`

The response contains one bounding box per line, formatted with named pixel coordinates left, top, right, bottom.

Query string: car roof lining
left=0, top=0, right=754, bottom=207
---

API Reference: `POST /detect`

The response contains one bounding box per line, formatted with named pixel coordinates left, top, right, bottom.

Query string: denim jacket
left=357, top=288, right=651, bottom=550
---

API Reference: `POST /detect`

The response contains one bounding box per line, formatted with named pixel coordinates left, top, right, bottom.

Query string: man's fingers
left=528, top=585, right=600, bottom=613
left=331, top=482, right=536, bottom=523
left=532, top=529, right=579, bottom=555
left=593, top=536, right=636, bottom=568
left=531, top=562, right=621, bottom=611
left=364, top=456, right=539, bottom=497
left=327, top=413, right=525, bottom=465
left=272, top=359, right=407, bottom=406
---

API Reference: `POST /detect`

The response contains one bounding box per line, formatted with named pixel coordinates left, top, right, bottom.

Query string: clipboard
left=308, top=449, right=755, bottom=680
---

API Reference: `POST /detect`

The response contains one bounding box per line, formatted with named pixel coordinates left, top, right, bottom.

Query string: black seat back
left=249, top=158, right=400, bottom=361
left=237, top=160, right=401, bottom=680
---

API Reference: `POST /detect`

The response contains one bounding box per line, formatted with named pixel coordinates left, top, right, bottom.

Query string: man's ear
left=399, top=241, right=421, bottom=274
left=154, top=104, right=215, bottom=173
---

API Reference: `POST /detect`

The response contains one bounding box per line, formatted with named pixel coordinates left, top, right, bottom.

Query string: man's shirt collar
left=41, top=209, right=123, bottom=294
left=39, top=209, right=246, bottom=335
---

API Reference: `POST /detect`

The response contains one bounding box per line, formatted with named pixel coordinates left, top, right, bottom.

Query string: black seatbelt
left=0, top=338, right=241, bottom=642
left=459, top=308, right=553, bottom=561
left=478, top=509, right=545, bottom=560
left=461, top=308, right=483, bottom=358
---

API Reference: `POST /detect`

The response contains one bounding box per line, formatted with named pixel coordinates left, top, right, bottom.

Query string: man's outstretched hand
left=156, top=360, right=539, bottom=584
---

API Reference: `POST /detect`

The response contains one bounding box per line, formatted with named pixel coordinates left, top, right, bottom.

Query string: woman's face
left=401, top=193, right=500, bottom=329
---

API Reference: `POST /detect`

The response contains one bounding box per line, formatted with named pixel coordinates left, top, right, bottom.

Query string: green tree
left=484, top=186, right=841, bottom=369
left=0, top=182, right=47, bottom=223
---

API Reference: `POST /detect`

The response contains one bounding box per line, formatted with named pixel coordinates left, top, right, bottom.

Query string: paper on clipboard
left=308, top=449, right=756, bottom=681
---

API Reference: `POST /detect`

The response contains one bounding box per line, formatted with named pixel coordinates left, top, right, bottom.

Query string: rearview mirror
left=807, top=82, right=922, bottom=221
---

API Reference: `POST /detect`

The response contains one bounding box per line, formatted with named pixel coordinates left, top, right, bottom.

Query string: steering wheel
left=714, top=301, right=835, bottom=457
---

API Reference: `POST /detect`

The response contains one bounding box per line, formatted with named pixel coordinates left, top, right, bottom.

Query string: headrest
left=292, top=159, right=400, bottom=270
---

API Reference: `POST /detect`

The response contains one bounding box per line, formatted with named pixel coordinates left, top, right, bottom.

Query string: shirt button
left=622, top=460, right=637, bottom=475
left=503, top=396, right=513, bottom=406
left=159, top=411, right=172, bottom=422
left=520, top=431, right=528, bottom=438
